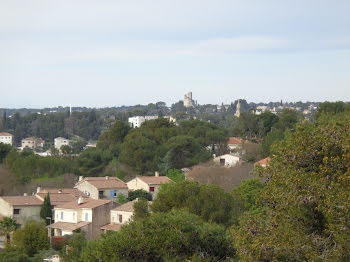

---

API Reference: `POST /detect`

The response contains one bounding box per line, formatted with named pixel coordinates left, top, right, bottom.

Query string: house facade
left=0, top=132, right=13, bottom=146
left=126, top=172, right=172, bottom=199
left=48, top=197, right=113, bottom=239
left=128, top=116, right=158, bottom=128
left=213, top=154, right=240, bottom=167
left=75, top=176, right=128, bottom=200
left=0, top=196, right=42, bottom=225
left=54, top=137, right=70, bottom=150
left=21, top=137, right=45, bottom=150
left=227, top=137, right=244, bottom=153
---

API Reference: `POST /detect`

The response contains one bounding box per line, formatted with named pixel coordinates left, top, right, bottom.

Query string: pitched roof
left=227, top=137, right=243, bottom=145
left=0, top=132, right=13, bottom=136
left=35, top=193, right=81, bottom=206
left=55, top=198, right=111, bottom=210
left=137, top=176, right=172, bottom=185
left=0, top=196, right=43, bottom=206
left=101, top=223, right=122, bottom=231
left=255, top=157, right=271, bottom=166
left=75, top=177, right=128, bottom=189
left=40, top=188, right=87, bottom=197
left=47, top=221, right=91, bottom=231
left=112, top=201, right=135, bottom=212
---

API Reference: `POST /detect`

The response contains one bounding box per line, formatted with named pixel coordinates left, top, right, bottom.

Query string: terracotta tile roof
left=101, top=223, right=122, bottom=231
left=47, top=221, right=91, bottom=231
left=75, top=177, right=128, bottom=189
left=35, top=193, right=81, bottom=206
left=55, top=198, right=111, bottom=210
left=41, top=188, right=87, bottom=197
left=0, top=196, right=43, bottom=206
left=137, top=176, right=172, bottom=185
left=255, top=157, right=271, bottom=166
left=112, top=201, right=135, bottom=212
left=0, top=132, right=13, bottom=136
left=227, top=137, right=244, bottom=145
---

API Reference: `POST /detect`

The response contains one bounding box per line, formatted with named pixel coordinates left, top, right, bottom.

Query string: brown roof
left=255, top=157, right=271, bottom=166
left=227, top=137, right=243, bottom=145
left=40, top=188, right=87, bottom=197
left=55, top=198, right=111, bottom=210
left=1, top=196, right=43, bottom=206
left=137, top=176, right=172, bottom=185
left=112, top=201, right=135, bottom=212
left=76, top=177, right=128, bottom=189
left=101, top=223, right=122, bottom=231
left=0, top=132, right=13, bottom=136
left=36, top=193, right=81, bottom=206
left=47, top=221, right=91, bottom=231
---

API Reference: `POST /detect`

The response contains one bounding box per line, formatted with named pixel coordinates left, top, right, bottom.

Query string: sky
left=1, top=0, right=350, bottom=108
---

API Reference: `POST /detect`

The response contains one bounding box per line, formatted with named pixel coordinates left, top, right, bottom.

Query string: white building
left=0, top=132, right=13, bottom=146
left=48, top=197, right=113, bottom=240
left=128, top=116, right=158, bottom=128
left=54, top=137, right=70, bottom=150
left=21, top=137, right=45, bottom=150
left=213, top=154, right=240, bottom=167
left=126, top=172, right=172, bottom=199
left=75, top=176, right=128, bottom=200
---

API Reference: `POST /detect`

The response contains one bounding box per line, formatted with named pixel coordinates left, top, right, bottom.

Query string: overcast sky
left=1, top=0, right=350, bottom=108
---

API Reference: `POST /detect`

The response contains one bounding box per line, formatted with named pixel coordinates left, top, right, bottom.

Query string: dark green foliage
left=97, top=120, right=130, bottom=157
left=60, top=232, right=87, bottom=262
left=165, top=169, right=185, bottom=183
left=75, top=148, right=113, bottom=177
left=315, top=101, right=346, bottom=119
left=40, top=194, right=53, bottom=225
left=133, top=198, right=150, bottom=220
left=0, top=217, right=19, bottom=244
left=10, top=221, right=49, bottom=257
left=261, top=129, right=285, bottom=157
left=4, top=151, right=74, bottom=184
left=151, top=181, right=242, bottom=226
left=0, top=142, right=12, bottom=163
left=231, top=178, right=265, bottom=211
left=0, top=251, right=31, bottom=262
left=80, top=210, right=235, bottom=261
left=127, top=189, right=152, bottom=201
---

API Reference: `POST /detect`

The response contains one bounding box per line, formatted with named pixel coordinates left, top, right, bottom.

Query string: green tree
left=127, top=189, right=152, bottom=201
left=80, top=210, right=235, bottom=261
left=166, top=168, right=185, bottom=183
left=11, top=221, right=49, bottom=257
left=60, top=145, right=72, bottom=156
left=0, top=142, right=12, bottom=163
left=232, top=113, right=350, bottom=261
left=315, top=101, right=345, bottom=119
left=40, top=194, right=53, bottom=225
left=261, top=129, right=285, bottom=157
left=231, top=178, right=265, bottom=211
left=0, top=251, right=31, bottom=262
left=75, top=148, right=113, bottom=177
left=133, top=198, right=150, bottom=220
left=0, top=217, right=19, bottom=244
left=60, top=232, right=87, bottom=262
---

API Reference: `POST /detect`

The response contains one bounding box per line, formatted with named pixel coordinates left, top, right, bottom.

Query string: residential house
left=75, top=176, right=128, bottom=200
left=213, top=154, right=240, bottom=167
left=35, top=187, right=89, bottom=207
left=128, top=116, right=158, bottom=128
left=21, top=137, right=45, bottom=150
left=0, top=196, right=43, bottom=225
left=47, top=197, right=113, bottom=239
left=0, top=132, right=13, bottom=146
left=255, top=157, right=271, bottom=168
left=126, top=172, right=172, bottom=199
left=101, top=199, right=152, bottom=233
left=54, top=137, right=70, bottom=150
left=227, top=137, right=244, bottom=153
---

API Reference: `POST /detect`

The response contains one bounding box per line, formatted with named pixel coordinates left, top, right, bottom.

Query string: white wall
left=0, top=136, right=12, bottom=146
left=111, top=210, right=133, bottom=224
left=75, top=181, right=99, bottom=199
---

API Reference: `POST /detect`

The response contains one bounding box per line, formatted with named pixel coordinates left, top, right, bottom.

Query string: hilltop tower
left=184, top=92, right=195, bottom=108
left=235, top=99, right=241, bottom=118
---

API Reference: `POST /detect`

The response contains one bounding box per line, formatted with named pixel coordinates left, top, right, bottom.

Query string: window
left=149, top=187, right=155, bottom=192
left=85, top=213, right=89, bottom=221
left=60, top=211, right=64, bottom=220
left=13, top=209, right=20, bottom=215
left=119, top=215, right=122, bottom=223
left=73, top=213, right=76, bottom=220
left=99, top=191, right=104, bottom=198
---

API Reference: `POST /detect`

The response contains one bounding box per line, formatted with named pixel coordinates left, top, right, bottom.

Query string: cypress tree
left=40, top=193, right=53, bottom=225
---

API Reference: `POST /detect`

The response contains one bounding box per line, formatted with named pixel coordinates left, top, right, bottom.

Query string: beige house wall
left=91, top=202, right=113, bottom=239
left=111, top=210, right=133, bottom=224
left=54, top=208, right=78, bottom=223
left=76, top=181, right=128, bottom=200
left=75, top=181, right=99, bottom=199
left=0, top=198, right=12, bottom=217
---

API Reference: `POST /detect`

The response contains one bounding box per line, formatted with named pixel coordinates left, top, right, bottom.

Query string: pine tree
left=40, top=193, right=53, bottom=225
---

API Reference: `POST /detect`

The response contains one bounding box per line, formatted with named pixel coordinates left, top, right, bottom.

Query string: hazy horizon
left=1, top=0, right=349, bottom=108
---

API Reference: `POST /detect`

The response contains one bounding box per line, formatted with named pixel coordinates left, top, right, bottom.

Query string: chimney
left=155, top=171, right=159, bottom=177
left=58, top=189, right=62, bottom=194
left=78, top=196, right=84, bottom=205
left=36, top=186, right=42, bottom=193
left=79, top=176, right=83, bottom=181
left=105, top=176, right=109, bottom=180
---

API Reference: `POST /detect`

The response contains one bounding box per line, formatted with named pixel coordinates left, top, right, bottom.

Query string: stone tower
left=184, top=92, right=195, bottom=108
left=235, top=99, right=241, bottom=118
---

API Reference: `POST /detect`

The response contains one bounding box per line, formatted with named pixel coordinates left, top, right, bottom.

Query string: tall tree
left=40, top=193, right=53, bottom=225
left=0, top=217, right=19, bottom=244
